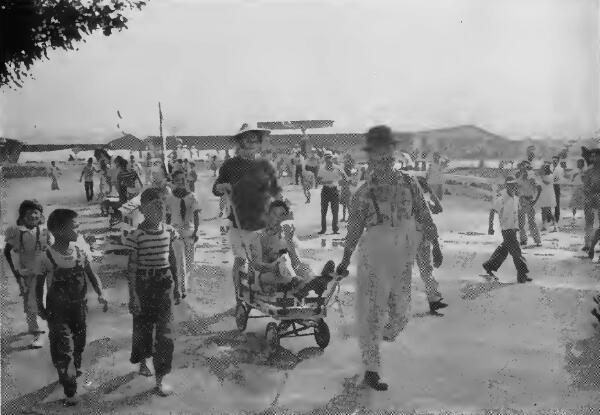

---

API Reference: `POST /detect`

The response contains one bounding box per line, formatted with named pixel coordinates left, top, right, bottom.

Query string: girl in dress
left=49, top=161, right=61, bottom=190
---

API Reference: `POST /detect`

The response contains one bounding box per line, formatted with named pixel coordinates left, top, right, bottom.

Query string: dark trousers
left=553, top=184, right=561, bottom=222
left=84, top=181, right=94, bottom=201
left=484, top=229, right=529, bottom=279
left=48, top=301, right=87, bottom=397
left=130, top=272, right=174, bottom=378
left=321, top=186, right=339, bottom=233
left=295, top=166, right=303, bottom=185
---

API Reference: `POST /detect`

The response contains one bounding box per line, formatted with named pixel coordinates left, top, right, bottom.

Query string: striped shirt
left=117, top=170, right=139, bottom=189
left=123, top=224, right=179, bottom=269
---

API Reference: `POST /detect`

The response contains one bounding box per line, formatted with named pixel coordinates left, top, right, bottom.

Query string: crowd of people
left=4, top=122, right=600, bottom=405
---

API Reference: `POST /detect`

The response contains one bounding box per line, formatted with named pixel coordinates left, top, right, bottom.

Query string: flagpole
left=159, top=102, right=167, bottom=171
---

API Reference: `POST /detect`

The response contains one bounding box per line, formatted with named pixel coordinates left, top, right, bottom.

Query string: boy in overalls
left=3, top=200, right=52, bottom=348
left=123, top=188, right=180, bottom=396
left=36, top=209, right=107, bottom=406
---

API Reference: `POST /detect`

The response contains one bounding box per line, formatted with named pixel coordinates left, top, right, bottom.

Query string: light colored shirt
left=165, top=193, right=201, bottom=230
left=38, top=245, right=93, bottom=289
left=516, top=174, right=539, bottom=199
left=5, top=225, right=53, bottom=273
left=552, top=165, right=566, bottom=184
left=492, top=190, right=519, bottom=230
left=318, top=165, right=347, bottom=188
left=345, top=172, right=438, bottom=251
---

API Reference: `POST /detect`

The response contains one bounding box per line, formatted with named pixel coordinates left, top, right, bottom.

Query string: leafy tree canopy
left=0, top=0, right=147, bottom=89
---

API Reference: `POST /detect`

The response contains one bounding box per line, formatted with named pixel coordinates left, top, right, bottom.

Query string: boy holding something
left=123, top=188, right=180, bottom=397
left=36, top=209, right=107, bottom=406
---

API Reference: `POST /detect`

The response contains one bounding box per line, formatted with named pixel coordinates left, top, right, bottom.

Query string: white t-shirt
left=318, top=165, right=347, bottom=188
left=552, top=165, right=566, bottom=184
left=165, top=192, right=201, bottom=230
left=492, top=190, right=519, bottom=230
left=5, top=225, right=53, bottom=273
left=38, top=245, right=93, bottom=289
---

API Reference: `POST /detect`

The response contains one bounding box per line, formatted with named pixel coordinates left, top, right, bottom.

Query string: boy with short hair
left=484, top=176, right=531, bottom=283
left=166, top=171, right=201, bottom=298
left=4, top=200, right=53, bottom=348
left=79, top=158, right=96, bottom=202
left=123, top=188, right=180, bottom=396
left=36, top=209, right=107, bottom=406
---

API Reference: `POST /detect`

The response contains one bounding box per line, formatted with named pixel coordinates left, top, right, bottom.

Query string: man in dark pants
left=551, top=155, right=564, bottom=223
left=294, top=152, right=304, bottom=185
left=483, top=176, right=531, bottom=283
left=317, top=151, right=347, bottom=235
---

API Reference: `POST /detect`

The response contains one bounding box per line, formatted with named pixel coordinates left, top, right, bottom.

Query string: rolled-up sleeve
left=344, top=185, right=367, bottom=252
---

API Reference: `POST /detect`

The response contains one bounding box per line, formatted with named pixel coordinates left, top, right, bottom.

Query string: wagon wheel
left=235, top=303, right=249, bottom=332
left=265, top=322, right=280, bottom=351
left=314, top=318, right=330, bottom=349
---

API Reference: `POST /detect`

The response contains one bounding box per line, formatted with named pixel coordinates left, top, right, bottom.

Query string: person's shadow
left=460, top=279, right=517, bottom=301
left=0, top=331, right=42, bottom=356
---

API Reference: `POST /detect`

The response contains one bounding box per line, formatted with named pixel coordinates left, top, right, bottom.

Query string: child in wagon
left=247, top=200, right=335, bottom=299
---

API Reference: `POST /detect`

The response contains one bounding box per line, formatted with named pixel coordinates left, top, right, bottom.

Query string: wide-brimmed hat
left=363, top=125, right=400, bottom=151
left=234, top=122, right=271, bottom=140
left=324, top=150, right=333, bottom=158
left=505, top=176, right=518, bottom=185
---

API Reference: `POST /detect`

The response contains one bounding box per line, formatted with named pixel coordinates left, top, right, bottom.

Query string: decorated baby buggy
left=227, top=194, right=347, bottom=352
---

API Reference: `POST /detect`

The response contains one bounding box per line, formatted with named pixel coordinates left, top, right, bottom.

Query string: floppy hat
left=234, top=122, right=271, bottom=140
left=363, top=125, right=400, bottom=151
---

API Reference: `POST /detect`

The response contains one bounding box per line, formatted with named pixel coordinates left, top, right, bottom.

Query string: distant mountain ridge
left=4, top=125, right=595, bottom=163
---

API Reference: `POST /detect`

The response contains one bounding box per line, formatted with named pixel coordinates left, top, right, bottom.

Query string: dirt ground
left=1, top=165, right=599, bottom=414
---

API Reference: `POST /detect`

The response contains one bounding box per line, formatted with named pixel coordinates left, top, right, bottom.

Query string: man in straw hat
left=212, top=122, right=282, bottom=306
left=483, top=176, right=531, bottom=283
left=336, top=125, right=442, bottom=391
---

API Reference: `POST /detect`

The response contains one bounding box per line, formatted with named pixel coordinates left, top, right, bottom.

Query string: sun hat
left=363, top=125, right=400, bottom=151
left=233, top=122, right=271, bottom=140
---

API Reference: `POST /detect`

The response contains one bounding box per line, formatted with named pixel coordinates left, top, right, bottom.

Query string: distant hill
left=4, top=125, right=596, bottom=163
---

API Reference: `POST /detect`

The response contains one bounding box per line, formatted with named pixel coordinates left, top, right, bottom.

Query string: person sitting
left=247, top=200, right=334, bottom=299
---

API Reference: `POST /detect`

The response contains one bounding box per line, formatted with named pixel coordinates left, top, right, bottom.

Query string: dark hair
left=269, top=200, right=289, bottom=214
left=543, top=164, right=552, bottom=175
left=87, top=157, right=93, bottom=163
left=190, top=162, right=195, bottom=167
left=184, top=159, right=188, bottom=162
left=17, top=199, right=44, bottom=226
left=177, top=159, right=182, bottom=163
left=172, top=170, right=185, bottom=179
left=140, top=188, right=164, bottom=205
left=47, top=209, right=78, bottom=233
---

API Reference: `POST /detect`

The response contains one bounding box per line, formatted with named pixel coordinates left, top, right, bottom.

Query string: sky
left=0, top=0, right=598, bottom=144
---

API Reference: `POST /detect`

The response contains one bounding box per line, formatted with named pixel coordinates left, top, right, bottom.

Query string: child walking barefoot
left=123, top=188, right=181, bottom=396
left=36, top=209, right=107, bottom=406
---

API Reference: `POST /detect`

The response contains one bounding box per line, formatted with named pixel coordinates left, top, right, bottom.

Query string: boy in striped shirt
left=123, top=188, right=180, bottom=397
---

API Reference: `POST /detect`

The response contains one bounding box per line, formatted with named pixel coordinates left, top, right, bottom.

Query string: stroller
left=226, top=194, right=347, bottom=352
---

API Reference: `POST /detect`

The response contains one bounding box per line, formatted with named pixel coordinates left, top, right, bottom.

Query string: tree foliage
left=0, top=0, right=147, bottom=89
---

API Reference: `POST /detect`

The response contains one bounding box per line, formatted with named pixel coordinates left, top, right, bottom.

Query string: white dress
left=537, top=173, right=556, bottom=209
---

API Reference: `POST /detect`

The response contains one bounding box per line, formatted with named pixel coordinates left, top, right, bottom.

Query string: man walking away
left=551, top=155, right=565, bottom=224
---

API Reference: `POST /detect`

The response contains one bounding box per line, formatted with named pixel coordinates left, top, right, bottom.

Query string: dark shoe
left=332, top=230, right=339, bottom=235
left=76, top=370, right=82, bottom=378
left=517, top=276, right=532, bottom=283
left=582, top=246, right=589, bottom=252
left=520, top=241, right=527, bottom=246
left=139, top=362, right=153, bottom=377
left=318, top=230, right=326, bottom=235
left=363, top=371, right=388, bottom=391
left=321, top=260, right=336, bottom=277
left=482, top=263, right=496, bottom=277
left=429, top=300, right=448, bottom=313
left=589, top=248, right=595, bottom=260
